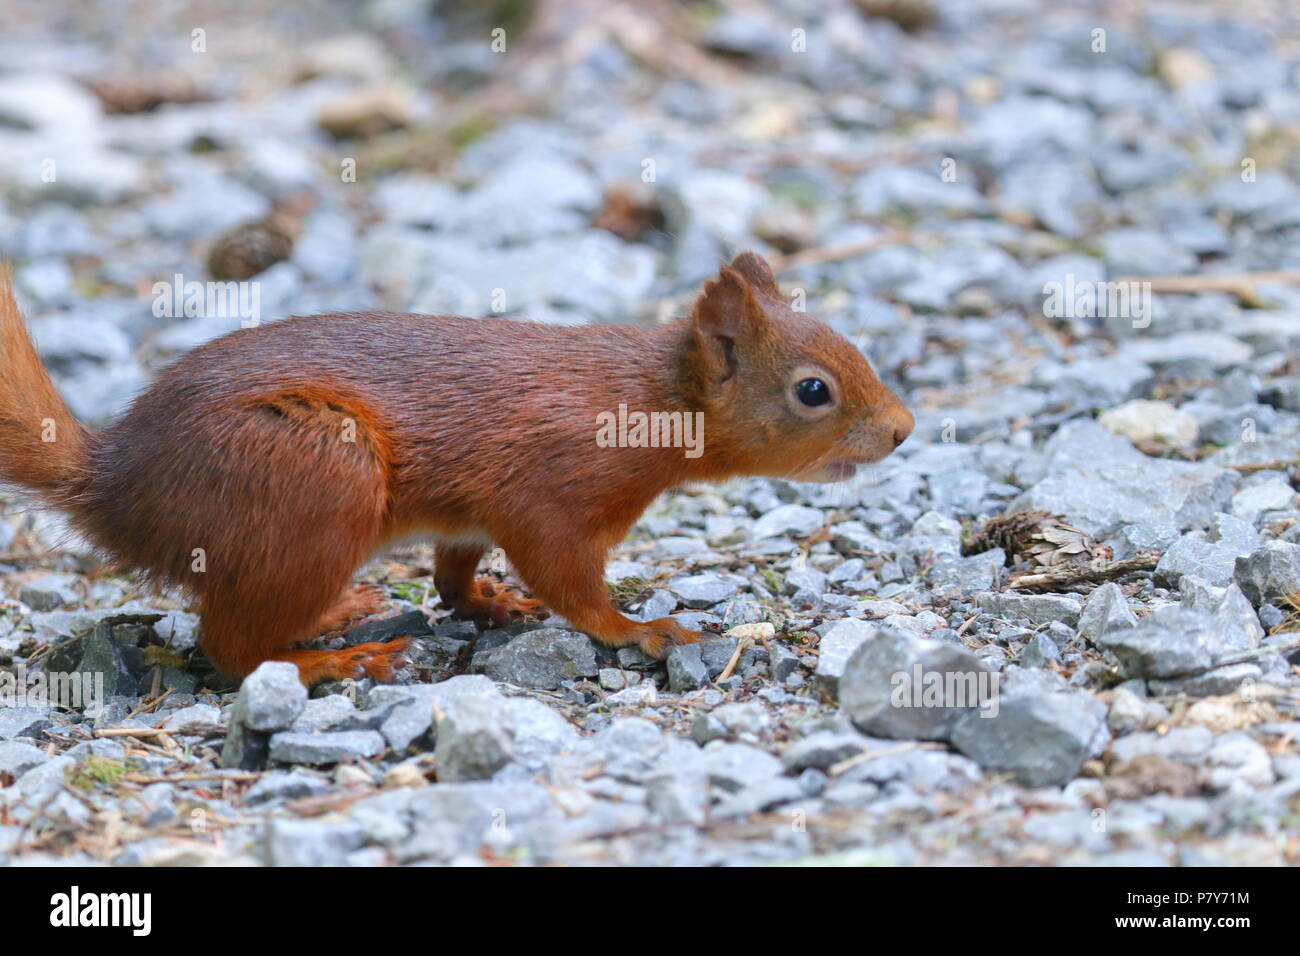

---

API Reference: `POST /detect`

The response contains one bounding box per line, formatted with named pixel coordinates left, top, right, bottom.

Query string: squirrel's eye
left=795, top=378, right=831, bottom=407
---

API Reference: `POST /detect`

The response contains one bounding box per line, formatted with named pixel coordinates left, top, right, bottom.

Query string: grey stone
left=18, top=573, right=80, bottom=611
left=219, top=704, right=269, bottom=771
left=260, top=818, right=367, bottom=867
left=239, top=661, right=308, bottom=732
left=667, top=644, right=708, bottom=692
left=1206, top=513, right=1262, bottom=555
left=751, top=504, right=825, bottom=540
left=770, top=644, right=800, bottom=682
left=369, top=674, right=498, bottom=711
left=268, top=730, right=386, bottom=765
left=927, top=549, right=1005, bottom=598
left=645, top=769, right=710, bottom=826
left=244, top=772, right=330, bottom=806
left=433, top=696, right=516, bottom=781
left=712, top=778, right=808, bottom=818
left=1077, top=582, right=1138, bottom=644
left=781, top=731, right=869, bottom=772
left=1234, top=541, right=1300, bottom=606
left=5, top=756, right=75, bottom=820
left=1155, top=535, right=1239, bottom=588
left=379, top=700, right=434, bottom=752
left=699, top=637, right=739, bottom=678
left=1203, top=733, right=1274, bottom=791
left=0, top=706, right=54, bottom=741
left=1100, top=227, right=1196, bottom=276
left=853, top=166, right=987, bottom=217
left=590, top=717, right=671, bottom=783
left=615, top=645, right=660, bottom=670
left=841, top=628, right=990, bottom=740
left=1208, top=433, right=1300, bottom=470
left=814, top=618, right=879, bottom=699
left=632, top=589, right=677, bottom=621
left=0, top=740, right=48, bottom=776
left=604, top=683, right=658, bottom=707
left=69, top=622, right=139, bottom=699
left=470, top=627, right=598, bottom=690
left=669, top=573, right=740, bottom=609
left=976, top=592, right=1082, bottom=627
left=291, top=207, right=356, bottom=282
left=1148, top=662, right=1264, bottom=698
left=706, top=702, right=771, bottom=741
left=700, top=742, right=785, bottom=793
left=1110, top=521, right=1181, bottom=560
left=399, top=780, right=553, bottom=859
left=1119, top=332, right=1252, bottom=372
left=290, top=695, right=357, bottom=734
left=1107, top=686, right=1152, bottom=734
left=499, top=697, right=580, bottom=771
left=784, top=567, right=828, bottom=598
left=1094, top=606, right=1229, bottom=679
left=1232, top=479, right=1296, bottom=519
left=160, top=704, right=223, bottom=734
left=1035, top=355, right=1154, bottom=407
left=691, top=712, right=726, bottom=745
left=1183, top=582, right=1263, bottom=652
left=1110, top=726, right=1213, bottom=764
left=598, top=668, right=629, bottom=691
left=366, top=227, right=657, bottom=323
left=1008, top=421, right=1237, bottom=536
left=144, top=172, right=270, bottom=240
left=949, top=681, right=1108, bottom=787
left=1019, top=631, right=1060, bottom=668
left=831, top=521, right=890, bottom=556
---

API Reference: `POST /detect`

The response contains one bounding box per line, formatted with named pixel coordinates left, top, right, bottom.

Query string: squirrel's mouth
left=796, top=458, right=870, bottom=483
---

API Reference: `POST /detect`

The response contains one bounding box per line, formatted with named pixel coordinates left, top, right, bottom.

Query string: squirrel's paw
left=454, top=578, right=550, bottom=627
left=314, top=584, right=386, bottom=634
left=633, top=617, right=702, bottom=659
left=339, top=637, right=412, bottom=681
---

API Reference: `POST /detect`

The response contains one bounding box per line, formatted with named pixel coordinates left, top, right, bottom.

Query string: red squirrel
left=0, top=252, right=912, bottom=685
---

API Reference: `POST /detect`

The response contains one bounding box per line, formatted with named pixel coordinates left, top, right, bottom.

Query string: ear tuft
left=692, top=266, right=752, bottom=339
left=728, top=252, right=780, bottom=294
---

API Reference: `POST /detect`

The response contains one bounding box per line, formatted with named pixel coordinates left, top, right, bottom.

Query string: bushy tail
left=0, top=269, right=89, bottom=494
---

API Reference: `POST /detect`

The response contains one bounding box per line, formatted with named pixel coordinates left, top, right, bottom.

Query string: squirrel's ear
left=728, top=251, right=780, bottom=294
left=692, top=266, right=766, bottom=341
left=689, top=266, right=767, bottom=384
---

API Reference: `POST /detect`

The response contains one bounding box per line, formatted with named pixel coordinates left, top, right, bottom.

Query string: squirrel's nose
left=890, top=406, right=914, bottom=449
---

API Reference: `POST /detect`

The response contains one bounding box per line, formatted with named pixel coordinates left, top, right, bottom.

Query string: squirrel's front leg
left=500, top=535, right=700, bottom=660
left=435, top=541, right=549, bottom=626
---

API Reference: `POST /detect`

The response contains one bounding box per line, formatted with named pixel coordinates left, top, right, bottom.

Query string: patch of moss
left=390, top=581, right=435, bottom=605
left=607, top=576, right=650, bottom=608
left=760, top=569, right=785, bottom=595
left=68, top=755, right=131, bottom=792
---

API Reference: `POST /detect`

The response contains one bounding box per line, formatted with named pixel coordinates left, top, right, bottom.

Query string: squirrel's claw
left=634, top=617, right=702, bottom=660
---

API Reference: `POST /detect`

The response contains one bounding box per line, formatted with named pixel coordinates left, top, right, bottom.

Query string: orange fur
left=0, top=253, right=912, bottom=684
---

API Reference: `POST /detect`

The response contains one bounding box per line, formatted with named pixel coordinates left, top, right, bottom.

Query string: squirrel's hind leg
left=193, top=389, right=400, bottom=684
left=200, top=578, right=410, bottom=686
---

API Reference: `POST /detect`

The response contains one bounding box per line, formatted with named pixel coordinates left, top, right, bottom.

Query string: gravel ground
left=2, top=0, right=1300, bottom=866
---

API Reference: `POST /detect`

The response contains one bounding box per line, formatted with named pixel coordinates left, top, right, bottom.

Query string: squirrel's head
left=680, top=252, right=913, bottom=483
